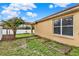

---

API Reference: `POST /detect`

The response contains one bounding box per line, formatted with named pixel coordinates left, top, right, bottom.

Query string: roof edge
left=34, top=4, right=79, bottom=24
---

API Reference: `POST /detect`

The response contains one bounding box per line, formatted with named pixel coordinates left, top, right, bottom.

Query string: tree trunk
left=13, top=30, right=16, bottom=40
left=31, top=25, right=33, bottom=34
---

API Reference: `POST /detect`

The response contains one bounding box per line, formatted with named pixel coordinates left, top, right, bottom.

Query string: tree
left=2, top=17, right=25, bottom=39
left=30, top=25, right=34, bottom=34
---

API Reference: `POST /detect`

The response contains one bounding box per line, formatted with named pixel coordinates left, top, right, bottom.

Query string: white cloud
left=1, top=3, right=37, bottom=20
left=21, top=17, right=31, bottom=22
left=2, top=9, right=20, bottom=16
left=3, top=3, right=37, bottom=11
left=54, top=3, right=70, bottom=7
left=1, top=9, right=20, bottom=19
left=49, top=3, right=70, bottom=8
left=21, top=17, right=27, bottom=20
left=26, top=12, right=37, bottom=17
left=49, top=4, right=54, bottom=8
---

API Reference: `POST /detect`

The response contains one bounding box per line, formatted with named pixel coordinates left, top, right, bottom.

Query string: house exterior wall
left=34, top=11, right=79, bottom=47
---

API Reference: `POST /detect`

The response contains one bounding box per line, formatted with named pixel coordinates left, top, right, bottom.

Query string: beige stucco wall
left=34, top=11, right=79, bottom=47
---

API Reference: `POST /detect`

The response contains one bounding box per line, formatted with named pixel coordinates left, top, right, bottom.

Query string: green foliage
left=25, top=26, right=31, bottom=29
left=2, top=17, right=25, bottom=29
left=2, top=17, right=25, bottom=39
left=68, top=47, right=79, bottom=56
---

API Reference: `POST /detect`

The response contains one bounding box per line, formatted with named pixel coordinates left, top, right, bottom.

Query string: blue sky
left=0, top=3, right=78, bottom=22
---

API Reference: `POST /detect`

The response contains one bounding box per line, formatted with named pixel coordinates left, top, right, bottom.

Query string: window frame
left=54, top=19, right=61, bottom=34
left=53, top=16, right=73, bottom=36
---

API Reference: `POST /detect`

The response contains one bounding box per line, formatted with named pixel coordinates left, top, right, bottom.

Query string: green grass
left=26, top=38, right=64, bottom=56
left=0, top=33, right=79, bottom=56
left=68, top=47, right=79, bottom=56
left=16, top=33, right=32, bottom=38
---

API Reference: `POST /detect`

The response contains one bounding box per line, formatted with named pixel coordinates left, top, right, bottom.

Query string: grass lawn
left=0, top=33, right=79, bottom=56
left=16, top=33, right=32, bottom=38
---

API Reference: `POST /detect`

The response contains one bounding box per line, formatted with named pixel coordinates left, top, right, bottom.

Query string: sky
left=0, top=3, right=78, bottom=22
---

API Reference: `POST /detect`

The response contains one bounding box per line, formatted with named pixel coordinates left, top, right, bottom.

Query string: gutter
left=34, top=5, right=79, bottom=24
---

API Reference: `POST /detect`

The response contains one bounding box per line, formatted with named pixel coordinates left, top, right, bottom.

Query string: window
left=54, top=19, right=61, bottom=34
left=54, top=16, right=73, bottom=36
left=54, top=20, right=61, bottom=26
left=62, top=16, right=73, bottom=25
left=54, top=27, right=60, bottom=34
left=62, top=27, right=73, bottom=36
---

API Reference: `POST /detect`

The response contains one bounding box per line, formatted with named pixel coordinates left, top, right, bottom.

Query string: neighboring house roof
left=25, top=22, right=35, bottom=25
left=33, top=4, right=79, bottom=24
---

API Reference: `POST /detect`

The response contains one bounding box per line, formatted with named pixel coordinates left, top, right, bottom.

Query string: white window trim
left=54, top=16, right=73, bottom=36
left=60, top=18, right=62, bottom=35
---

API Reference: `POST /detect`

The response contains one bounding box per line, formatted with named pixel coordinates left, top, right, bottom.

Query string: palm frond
left=2, top=17, right=25, bottom=29
left=2, top=20, right=13, bottom=29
